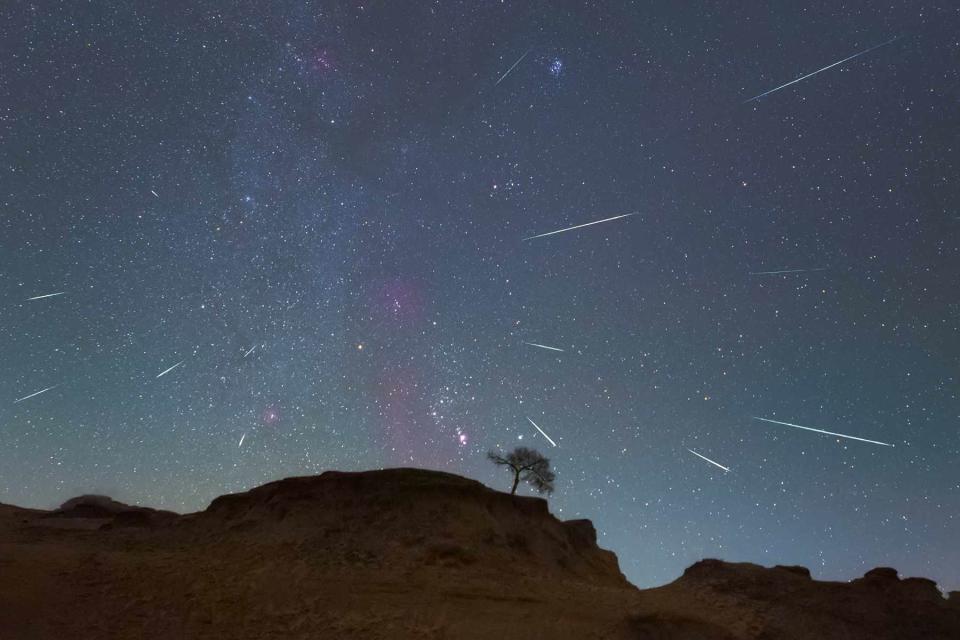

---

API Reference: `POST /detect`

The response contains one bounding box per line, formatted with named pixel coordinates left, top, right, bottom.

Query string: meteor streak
left=238, top=433, right=246, bottom=448
left=26, top=292, right=65, bottom=301
left=494, top=48, right=531, bottom=86
left=522, top=341, right=564, bottom=353
left=750, top=268, right=828, bottom=276
left=745, top=36, right=900, bottom=103
left=524, top=212, right=637, bottom=241
left=243, top=345, right=258, bottom=358
left=150, top=189, right=159, bottom=198
left=526, top=417, right=557, bottom=447
left=156, top=360, right=184, bottom=378
left=14, top=385, right=59, bottom=404
left=752, top=416, right=894, bottom=447
left=687, top=448, right=730, bottom=473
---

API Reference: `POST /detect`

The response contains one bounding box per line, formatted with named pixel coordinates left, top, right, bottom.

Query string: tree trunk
left=510, top=471, right=520, bottom=495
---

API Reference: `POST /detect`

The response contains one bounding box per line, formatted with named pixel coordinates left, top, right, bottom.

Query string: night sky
left=2, top=3, right=958, bottom=591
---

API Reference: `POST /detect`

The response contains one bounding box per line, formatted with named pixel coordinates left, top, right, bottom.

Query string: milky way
left=1, top=3, right=957, bottom=590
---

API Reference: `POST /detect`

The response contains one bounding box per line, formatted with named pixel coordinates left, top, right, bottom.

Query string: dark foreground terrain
left=1, top=468, right=957, bottom=639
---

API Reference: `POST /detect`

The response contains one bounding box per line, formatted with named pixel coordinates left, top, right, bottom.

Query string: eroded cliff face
left=184, top=468, right=629, bottom=587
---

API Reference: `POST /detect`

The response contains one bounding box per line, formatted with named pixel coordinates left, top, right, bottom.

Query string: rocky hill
left=180, top=468, right=628, bottom=588
left=629, top=559, right=959, bottom=639
left=0, top=468, right=957, bottom=639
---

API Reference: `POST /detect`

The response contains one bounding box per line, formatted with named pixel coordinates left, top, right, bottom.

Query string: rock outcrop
left=630, top=558, right=960, bottom=639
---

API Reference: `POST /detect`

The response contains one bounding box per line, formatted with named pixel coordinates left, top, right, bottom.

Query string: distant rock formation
left=631, top=558, right=960, bottom=639
left=48, top=494, right=176, bottom=528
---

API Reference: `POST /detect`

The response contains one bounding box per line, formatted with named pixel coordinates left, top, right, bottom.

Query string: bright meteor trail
left=686, top=448, right=730, bottom=473
left=156, top=360, right=184, bottom=378
left=750, top=268, right=828, bottom=276
left=26, top=292, right=65, bottom=301
left=524, top=212, right=637, bottom=241
left=13, top=385, right=59, bottom=404
left=494, top=48, right=531, bottom=86
left=526, top=417, right=557, bottom=447
left=522, top=341, right=564, bottom=352
left=752, top=416, right=894, bottom=447
left=744, top=36, right=900, bottom=103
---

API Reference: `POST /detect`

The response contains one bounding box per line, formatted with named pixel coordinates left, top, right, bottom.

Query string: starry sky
left=1, top=2, right=958, bottom=591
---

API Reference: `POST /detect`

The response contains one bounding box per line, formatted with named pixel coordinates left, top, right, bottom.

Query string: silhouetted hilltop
left=180, top=468, right=627, bottom=587
left=1, top=468, right=958, bottom=639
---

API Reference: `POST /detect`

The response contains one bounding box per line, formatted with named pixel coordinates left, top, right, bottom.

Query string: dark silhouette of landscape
left=1, top=468, right=957, bottom=639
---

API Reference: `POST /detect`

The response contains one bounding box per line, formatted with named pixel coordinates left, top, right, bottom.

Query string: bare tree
left=487, top=447, right=555, bottom=495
